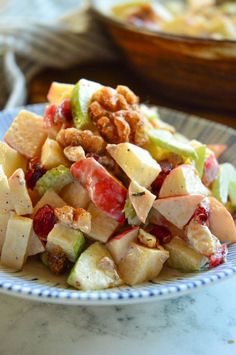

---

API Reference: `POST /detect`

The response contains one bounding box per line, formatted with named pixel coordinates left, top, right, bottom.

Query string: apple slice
left=67, top=242, right=122, bottom=290
left=1, top=214, right=33, bottom=270
left=87, top=203, right=119, bottom=243
left=8, top=168, right=33, bottom=215
left=118, top=242, right=169, bottom=285
left=60, top=181, right=90, bottom=209
left=71, top=158, right=127, bottom=223
left=129, top=181, right=156, bottom=224
left=47, top=82, right=74, bottom=105
left=159, top=164, right=209, bottom=198
left=0, top=165, right=14, bottom=213
left=4, top=110, right=47, bottom=158
left=106, top=226, right=139, bottom=264
left=27, top=232, right=45, bottom=256
left=212, top=163, right=235, bottom=204
left=107, top=142, right=161, bottom=188
left=41, top=138, right=69, bottom=170
left=165, top=236, right=209, bottom=272
left=0, top=142, right=27, bottom=177
left=209, top=197, right=236, bottom=243
left=33, top=189, right=66, bottom=215
left=153, top=195, right=205, bottom=229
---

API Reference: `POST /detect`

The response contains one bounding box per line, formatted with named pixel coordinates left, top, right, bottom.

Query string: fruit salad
left=0, top=78, right=235, bottom=291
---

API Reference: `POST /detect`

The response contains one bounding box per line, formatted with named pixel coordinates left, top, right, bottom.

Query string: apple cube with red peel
left=107, top=143, right=161, bottom=188
left=159, top=164, right=209, bottom=198
left=153, top=195, right=205, bottom=229
left=202, top=152, right=219, bottom=187
left=4, top=110, right=47, bottom=159
left=87, top=203, right=119, bottom=243
left=118, top=242, right=169, bottom=285
left=71, top=158, right=127, bottom=223
left=209, top=197, right=236, bottom=243
left=106, top=226, right=139, bottom=264
left=129, top=181, right=156, bottom=224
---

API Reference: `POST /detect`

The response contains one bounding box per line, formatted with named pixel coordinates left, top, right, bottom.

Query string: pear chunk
left=107, top=142, right=161, bottom=187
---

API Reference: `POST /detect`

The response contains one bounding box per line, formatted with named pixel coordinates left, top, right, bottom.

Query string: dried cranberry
left=33, top=204, right=56, bottom=242
left=43, top=104, right=57, bottom=128
left=151, top=160, right=173, bottom=196
left=209, top=244, right=227, bottom=268
left=54, top=99, right=72, bottom=124
left=148, top=225, right=172, bottom=244
left=193, top=203, right=210, bottom=225
left=25, top=158, right=46, bottom=189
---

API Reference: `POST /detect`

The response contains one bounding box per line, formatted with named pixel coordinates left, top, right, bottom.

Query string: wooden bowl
left=92, top=0, right=236, bottom=114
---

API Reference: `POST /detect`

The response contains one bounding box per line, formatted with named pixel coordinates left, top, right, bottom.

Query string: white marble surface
left=0, top=277, right=236, bottom=355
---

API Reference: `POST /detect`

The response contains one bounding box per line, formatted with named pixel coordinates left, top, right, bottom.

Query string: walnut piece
left=55, top=205, right=91, bottom=234
left=57, top=128, right=106, bottom=154
left=64, top=145, right=86, bottom=162
left=89, top=85, right=148, bottom=146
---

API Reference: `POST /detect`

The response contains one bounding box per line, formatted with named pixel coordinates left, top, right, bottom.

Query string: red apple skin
left=111, top=226, right=139, bottom=241
left=202, top=153, right=219, bottom=187
left=71, top=158, right=127, bottom=223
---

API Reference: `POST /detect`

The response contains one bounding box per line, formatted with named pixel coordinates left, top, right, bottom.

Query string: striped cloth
left=0, top=0, right=115, bottom=110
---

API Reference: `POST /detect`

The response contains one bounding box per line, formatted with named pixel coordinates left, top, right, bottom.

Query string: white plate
left=0, top=104, right=235, bottom=305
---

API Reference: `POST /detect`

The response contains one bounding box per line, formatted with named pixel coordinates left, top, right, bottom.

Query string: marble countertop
left=0, top=277, right=235, bottom=355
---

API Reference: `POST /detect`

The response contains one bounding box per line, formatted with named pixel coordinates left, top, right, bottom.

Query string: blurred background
left=0, top=0, right=235, bottom=128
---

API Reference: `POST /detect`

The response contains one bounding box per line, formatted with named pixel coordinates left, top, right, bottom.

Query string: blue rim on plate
left=0, top=103, right=236, bottom=305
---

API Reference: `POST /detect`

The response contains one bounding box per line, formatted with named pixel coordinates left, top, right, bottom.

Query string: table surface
left=1, top=62, right=235, bottom=355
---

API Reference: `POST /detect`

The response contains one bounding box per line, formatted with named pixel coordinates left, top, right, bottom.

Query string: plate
left=0, top=104, right=236, bottom=305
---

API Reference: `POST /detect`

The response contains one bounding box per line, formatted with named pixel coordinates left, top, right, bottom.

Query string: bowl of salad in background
left=92, top=0, right=236, bottom=114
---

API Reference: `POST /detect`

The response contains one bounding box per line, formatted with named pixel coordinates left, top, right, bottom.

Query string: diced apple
left=47, top=82, right=74, bottom=105
left=1, top=214, right=33, bottom=269
left=209, top=197, right=236, bottom=243
left=41, top=138, right=69, bottom=170
left=159, top=164, right=209, bottom=198
left=106, top=226, right=139, bottom=264
left=212, top=163, right=235, bottom=204
left=202, top=152, right=219, bottom=187
left=27, top=231, right=45, bottom=256
left=207, top=145, right=226, bottom=159
left=153, top=195, right=205, bottom=229
left=33, top=189, right=66, bottom=215
left=118, top=242, right=169, bottom=285
left=4, top=110, right=47, bottom=158
left=0, top=142, right=27, bottom=177
left=86, top=203, right=119, bottom=243
left=107, top=143, right=161, bottom=188
left=8, top=169, right=33, bottom=215
left=129, top=181, right=156, bottom=223
left=67, top=242, right=122, bottom=290
left=165, top=236, right=209, bottom=272
left=0, top=165, right=13, bottom=213
left=71, top=158, right=127, bottom=223
left=60, top=181, right=90, bottom=209
left=46, top=223, right=85, bottom=262
left=0, top=213, right=10, bottom=252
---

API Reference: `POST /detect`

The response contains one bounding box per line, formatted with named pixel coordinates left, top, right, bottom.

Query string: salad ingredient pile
left=0, top=78, right=235, bottom=290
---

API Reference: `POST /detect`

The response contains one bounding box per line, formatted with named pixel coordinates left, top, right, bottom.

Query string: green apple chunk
left=1, top=213, right=33, bottom=270
left=190, top=140, right=207, bottom=178
left=67, top=242, right=122, bottom=290
left=118, top=242, right=169, bottom=285
left=129, top=181, right=156, bottom=223
left=229, top=181, right=236, bottom=209
left=212, top=163, right=236, bottom=204
left=0, top=165, right=14, bottom=213
left=86, top=203, right=119, bottom=243
left=107, top=142, right=161, bottom=188
left=33, top=189, right=66, bottom=215
left=35, top=165, right=73, bottom=196
left=8, top=168, right=33, bottom=215
left=41, top=138, right=69, bottom=170
left=47, top=82, right=74, bottom=105
left=209, top=197, right=236, bottom=243
left=4, top=110, right=47, bottom=159
left=0, top=142, right=27, bottom=177
left=159, top=164, right=209, bottom=198
left=165, top=236, right=209, bottom=272
left=148, top=129, right=197, bottom=159
left=153, top=194, right=205, bottom=229
left=46, top=223, right=85, bottom=262
left=71, top=78, right=101, bottom=129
